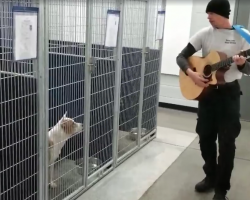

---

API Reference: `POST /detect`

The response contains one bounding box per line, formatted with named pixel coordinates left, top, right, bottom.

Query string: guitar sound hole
left=203, top=65, right=212, bottom=79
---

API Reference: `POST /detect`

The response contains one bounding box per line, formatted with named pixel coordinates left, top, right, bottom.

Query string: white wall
left=159, top=0, right=236, bottom=108
left=161, top=0, right=193, bottom=75
left=159, top=74, right=198, bottom=107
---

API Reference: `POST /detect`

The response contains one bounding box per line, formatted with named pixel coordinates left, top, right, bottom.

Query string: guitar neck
left=211, top=57, right=233, bottom=71
left=211, top=49, right=250, bottom=71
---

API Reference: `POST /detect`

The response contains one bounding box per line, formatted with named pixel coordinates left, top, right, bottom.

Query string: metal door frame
left=233, top=0, right=250, bottom=121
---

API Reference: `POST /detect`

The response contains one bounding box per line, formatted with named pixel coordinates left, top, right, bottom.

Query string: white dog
left=48, top=112, right=83, bottom=188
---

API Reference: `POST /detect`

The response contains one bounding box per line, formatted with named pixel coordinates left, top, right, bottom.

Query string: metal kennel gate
left=0, top=0, right=166, bottom=199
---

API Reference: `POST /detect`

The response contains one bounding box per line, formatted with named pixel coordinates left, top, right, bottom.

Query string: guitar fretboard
left=211, top=57, right=233, bottom=71
left=211, top=49, right=250, bottom=71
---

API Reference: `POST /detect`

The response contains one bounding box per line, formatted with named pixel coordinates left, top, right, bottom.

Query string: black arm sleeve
left=237, top=58, right=250, bottom=75
left=176, top=43, right=197, bottom=74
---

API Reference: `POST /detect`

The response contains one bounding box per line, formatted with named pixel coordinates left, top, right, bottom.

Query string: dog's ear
left=62, top=111, right=67, bottom=119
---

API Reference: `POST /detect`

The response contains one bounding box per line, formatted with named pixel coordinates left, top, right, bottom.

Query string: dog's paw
left=50, top=181, right=57, bottom=188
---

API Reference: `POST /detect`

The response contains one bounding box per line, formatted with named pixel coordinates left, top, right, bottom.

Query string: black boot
left=195, top=177, right=215, bottom=192
left=213, top=193, right=228, bottom=200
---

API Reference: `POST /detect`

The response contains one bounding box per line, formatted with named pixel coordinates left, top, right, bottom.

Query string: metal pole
left=247, top=3, right=250, bottom=29
left=83, top=0, right=93, bottom=187
left=137, top=0, right=149, bottom=147
left=155, top=0, right=167, bottom=135
left=112, top=0, right=124, bottom=168
left=38, top=0, right=49, bottom=199
left=233, top=0, right=240, bottom=24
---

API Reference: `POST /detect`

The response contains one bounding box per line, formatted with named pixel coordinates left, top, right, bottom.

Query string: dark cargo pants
left=196, top=81, right=241, bottom=195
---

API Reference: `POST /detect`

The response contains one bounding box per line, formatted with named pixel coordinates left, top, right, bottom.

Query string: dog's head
left=59, top=112, right=83, bottom=136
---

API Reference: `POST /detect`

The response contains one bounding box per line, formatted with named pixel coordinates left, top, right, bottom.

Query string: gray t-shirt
left=189, top=26, right=250, bottom=83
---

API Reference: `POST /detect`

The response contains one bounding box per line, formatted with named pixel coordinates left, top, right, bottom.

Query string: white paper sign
left=13, top=7, right=38, bottom=61
left=105, top=10, right=120, bottom=47
left=156, top=11, right=165, bottom=40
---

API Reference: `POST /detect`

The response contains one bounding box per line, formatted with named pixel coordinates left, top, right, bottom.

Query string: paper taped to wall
left=156, top=11, right=165, bottom=40
left=105, top=10, right=120, bottom=47
left=13, top=6, right=38, bottom=61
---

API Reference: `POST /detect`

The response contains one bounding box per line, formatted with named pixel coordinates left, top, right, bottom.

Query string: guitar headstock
left=239, top=49, right=250, bottom=58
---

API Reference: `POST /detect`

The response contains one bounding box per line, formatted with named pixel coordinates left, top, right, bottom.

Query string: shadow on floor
left=158, top=107, right=250, bottom=160
left=157, top=107, right=197, bottom=133
left=141, top=107, right=250, bottom=200
left=139, top=148, right=250, bottom=200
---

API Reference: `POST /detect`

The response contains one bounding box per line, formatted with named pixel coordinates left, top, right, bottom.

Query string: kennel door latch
left=144, top=47, right=150, bottom=54
left=88, top=57, right=97, bottom=73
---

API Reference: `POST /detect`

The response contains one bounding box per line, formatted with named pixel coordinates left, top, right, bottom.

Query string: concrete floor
left=77, top=107, right=250, bottom=200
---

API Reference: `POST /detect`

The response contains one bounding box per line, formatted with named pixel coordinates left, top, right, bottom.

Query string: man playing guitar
left=176, top=0, right=250, bottom=199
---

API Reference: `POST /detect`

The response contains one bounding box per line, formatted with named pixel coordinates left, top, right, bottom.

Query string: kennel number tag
left=12, top=6, right=39, bottom=61
left=104, top=10, right=120, bottom=47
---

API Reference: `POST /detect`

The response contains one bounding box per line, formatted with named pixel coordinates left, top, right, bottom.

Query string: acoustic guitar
left=179, top=49, right=250, bottom=100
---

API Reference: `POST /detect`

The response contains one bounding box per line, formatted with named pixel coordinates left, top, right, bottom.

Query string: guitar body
left=179, top=50, right=229, bottom=100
